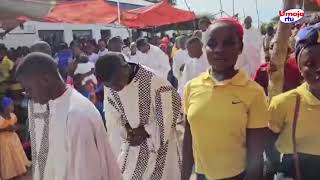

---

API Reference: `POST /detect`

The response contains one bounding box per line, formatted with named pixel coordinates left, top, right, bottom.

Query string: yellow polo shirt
left=269, top=83, right=320, bottom=155
left=184, top=70, right=269, bottom=179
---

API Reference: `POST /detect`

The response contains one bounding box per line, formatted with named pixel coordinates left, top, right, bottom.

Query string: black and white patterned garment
left=28, top=87, right=123, bottom=180
left=105, top=65, right=182, bottom=180
left=29, top=102, right=50, bottom=180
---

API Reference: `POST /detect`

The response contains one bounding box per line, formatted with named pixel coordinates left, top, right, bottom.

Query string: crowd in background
left=1, top=14, right=320, bottom=180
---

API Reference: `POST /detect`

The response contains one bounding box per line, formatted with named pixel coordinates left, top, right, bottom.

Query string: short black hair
left=199, top=16, right=211, bottom=25
left=95, top=52, right=127, bottom=82
left=98, top=38, right=106, bottom=43
left=30, top=41, right=52, bottom=55
left=107, top=36, right=122, bottom=46
left=0, top=44, right=7, bottom=52
left=186, top=36, right=203, bottom=47
left=15, top=52, right=59, bottom=79
left=136, top=38, right=149, bottom=48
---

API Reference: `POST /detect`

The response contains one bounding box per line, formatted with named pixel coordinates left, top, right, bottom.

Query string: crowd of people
left=0, top=15, right=319, bottom=180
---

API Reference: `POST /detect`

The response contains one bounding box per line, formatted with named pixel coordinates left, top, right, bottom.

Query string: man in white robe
left=95, top=52, right=181, bottom=180
left=236, top=16, right=263, bottom=78
left=134, top=38, right=171, bottom=79
left=108, top=36, right=130, bottom=62
left=15, top=52, right=122, bottom=180
left=198, top=17, right=212, bottom=44
left=178, top=37, right=210, bottom=96
left=172, top=35, right=190, bottom=83
left=98, top=39, right=109, bottom=57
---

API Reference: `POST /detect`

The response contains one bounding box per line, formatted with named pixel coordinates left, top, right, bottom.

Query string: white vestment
left=172, top=49, right=191, bottom=82
left=29, top=86, right=122, bottom=180
left=236, top=27, right=263, bottom=78
left=104, top=65, right=181, bottom=180
left=178, top=51, right=210, bottom=96
left=98, top=49, right=109, bottom=57
left=88, top=53, right=99, bottom=64
left=134, top=45, right=171, bottom=79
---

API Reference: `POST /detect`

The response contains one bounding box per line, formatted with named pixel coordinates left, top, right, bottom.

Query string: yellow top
left=269, top=83, right=320, bottom=155
left=171, top=46, right=178, bottom=58
left=0, top=56, right=14, bottom=83
left=184, top=70, right=269, bottom=179
left=0, top=113, right=17, bottom=129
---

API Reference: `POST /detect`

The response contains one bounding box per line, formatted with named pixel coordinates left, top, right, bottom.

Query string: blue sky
left=176, top=0, right=280, bottom=26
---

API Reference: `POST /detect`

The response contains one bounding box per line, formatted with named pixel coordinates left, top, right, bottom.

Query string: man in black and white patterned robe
left=95, top=52, right=182, bottom=180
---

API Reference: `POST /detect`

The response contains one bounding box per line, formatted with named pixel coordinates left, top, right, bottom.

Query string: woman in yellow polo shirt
left=181, top=18, right=270, bottom=180
left=268, top=24, right=320, bottom=180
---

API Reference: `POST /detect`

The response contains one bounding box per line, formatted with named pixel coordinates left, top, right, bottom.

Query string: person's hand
left=268, top=63, right=277, bottom=73
left=126, top=126, right=150, bottom=147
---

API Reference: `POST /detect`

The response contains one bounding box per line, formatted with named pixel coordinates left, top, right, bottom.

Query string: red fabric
left=254, top=55, right=302, bottom=95
left=254, top=63, right=269, bottom=95
left=121, top=1, right=196, bottom=29
left=16, top=16, right=30, bottom=22
left=43, top=0, right=118, bottom=24
left=283, top=55, right=303, bottom=92
left=213, top=18, right=244, bottom=41
left=313, top=0, right=320, bottom=6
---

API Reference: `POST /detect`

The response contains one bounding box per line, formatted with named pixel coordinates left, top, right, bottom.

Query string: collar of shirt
left=296, top=83, right=320, bottom=106
left=48, top=85, right=71, bottom=106
left=203, top=69, right=249, bottom=87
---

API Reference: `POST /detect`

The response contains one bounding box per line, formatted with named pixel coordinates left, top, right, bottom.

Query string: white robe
left=88, top=53, right=99, bottom=64
left=134, top=45, right=171, bottom=79
left=178, top=52, right=210, bottom=96
left=104, top=65, right=181, bottom=180
left=98, top=49, right=109, bottom=57
left=236, top=27, right=263, bottom=78
left=29, top=86, right=122, bottom=180
left=172, top=49, right=190, bottom=82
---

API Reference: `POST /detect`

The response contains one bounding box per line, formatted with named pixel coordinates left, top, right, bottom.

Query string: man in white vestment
left=95, top=52, right=182, bottom=180
left=134, top=38, right=171, bottom=79
left=16, top=52, right=122, bottom=180
left=172, top=35, right=190, bottom=83
left=108, top=36, right=130, bottom=61
left=235, top=16, right=263, bottom=78
left=198, top=17, right=212, bottom=44
left=178, top=37, right=210, bottom=96
left=98, top=39, right=109, bottom=57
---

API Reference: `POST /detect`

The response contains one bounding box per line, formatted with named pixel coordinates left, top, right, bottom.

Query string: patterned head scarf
left=295, top=23, right=320, bottom=62
left=0, top=97, right=13, bottom=111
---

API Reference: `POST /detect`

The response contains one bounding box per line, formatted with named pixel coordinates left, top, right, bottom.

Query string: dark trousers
left=197, top=172, right=245, bottom=180
left=279, top=153, right=320, bottom=180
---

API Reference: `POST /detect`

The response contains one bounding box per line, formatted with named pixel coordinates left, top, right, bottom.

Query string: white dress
left=29, top=86, right=122, bottom=180
left=104, top=65, right=182, bottom=180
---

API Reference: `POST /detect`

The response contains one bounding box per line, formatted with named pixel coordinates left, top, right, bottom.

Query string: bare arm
left=181, top=117, right=194, bottom=180
left=246, top=127, right=270, bottom=180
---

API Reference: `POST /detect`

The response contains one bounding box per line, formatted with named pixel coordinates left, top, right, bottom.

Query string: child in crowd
left=0, top=97, right=30, bottom=180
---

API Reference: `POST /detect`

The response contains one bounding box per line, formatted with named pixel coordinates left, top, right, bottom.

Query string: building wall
left=0, top=21, right=130, bottom=48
